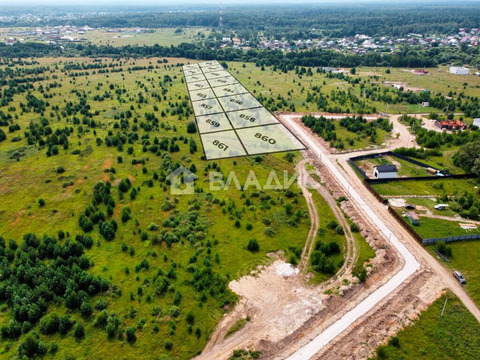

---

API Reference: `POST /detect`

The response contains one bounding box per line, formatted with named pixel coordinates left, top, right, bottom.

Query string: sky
left=1, top=0, right=475, bottom=5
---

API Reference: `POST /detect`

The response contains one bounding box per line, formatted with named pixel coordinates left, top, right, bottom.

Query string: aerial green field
left=372, top=178, right=480, bottom=197
left=373, top=292, right=480, bottom=360
left=83, top=28, right=211, bottom=47
left=428, top=243, right=480, bottom=306
left=0, top=57, right=314, bottom=359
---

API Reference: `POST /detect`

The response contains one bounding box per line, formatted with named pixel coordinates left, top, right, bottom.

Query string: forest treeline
left=4, top=4, right=480, bottom=39
left=2, top=41, right=478, bottom=68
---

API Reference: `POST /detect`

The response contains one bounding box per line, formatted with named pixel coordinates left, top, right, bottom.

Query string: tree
left=126, top=326, right=136, bottom=343
left=186, top=121, right=197, bottom=134
left=80, top=300, right=93, bottom=317
left=38, top=198, right=45, bottom=207
left=350, top=67, right=356, bottom=74
left=453, top=140, right=480, bottom=176
left=247, top=238, right=259, bottom=252
left=74, top=323, right=85, bottom=340
left=186, top=311, right=195, bottom=325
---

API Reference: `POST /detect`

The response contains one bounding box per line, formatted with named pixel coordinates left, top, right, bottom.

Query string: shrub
left=264, top=227, right=275, bottom=237
left=126, top=327, right=136, bottom=343
left=327, top=221, right=338, bottom=230
left=350, top=223, right=360, bottom=232
left=38, top=198, right=45, bottom=207
left=73, top=323, right=85, bottom=340
left=247, top=239, right=259, bottom=252
left=56, top=166, right=65, bottom=174
left=335, top=225, right=345, bottom=235
left=389, top=336, right=400, bottom=348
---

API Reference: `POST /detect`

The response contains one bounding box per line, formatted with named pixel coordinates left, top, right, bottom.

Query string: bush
left=165, top=340, right=173, bottom=350
left=56, top=166, right=65, bottom=174
left=350, top=223, right=360, bottom=232
left=264, top=227, right=275, bottom=237
left=335, top=225, right=345, bottom=235
left=73, top=323, right=85, bottom=340
left=186, top=311, right=195, bottom=325
left=247, top=239, right=259, bottom=252
left=327, top=221, right=338, bottom=230
left=38, top=198, right=45, bottom=207
left=126, top=327, right=136, bottom=343
left=389, top=336, right=400, bottom=348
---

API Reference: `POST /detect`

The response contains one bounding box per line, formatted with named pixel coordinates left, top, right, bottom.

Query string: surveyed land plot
left=237, top=124, right=305, bottom=155
left=218, top=93, right=262, bottom=112
left=189, top=88, right=216, bottom=102
left=187, top=80, right=211, bottom=92
left=212, top=83, right=249, bottom=98
left=204, top=70, right=232, bottom=80
left=185, top=73, right=206, bottom=83
left=201, top=131, right=247, bottom=158
left=226, top=107, right=279, bottom=128
left=196, top=113, right=233, bottom=133
left=191, top=98, right=223, bottom=116
left=183, top=60, right=305, bottom=159
left=208, top=76, right=239, bottom=87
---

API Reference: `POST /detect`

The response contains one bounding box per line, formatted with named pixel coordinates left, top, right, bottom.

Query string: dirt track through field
left=278, top=113, right=480, bottom=359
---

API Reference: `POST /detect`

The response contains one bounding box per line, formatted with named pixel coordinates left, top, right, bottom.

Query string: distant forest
left=4, top=4, right=480, bottom=39
left=1, top=41, right=478, bottom=68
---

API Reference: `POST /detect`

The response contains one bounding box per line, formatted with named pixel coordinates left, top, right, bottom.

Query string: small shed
left=373, top=164, right=398, bottom=179
left=407, top=211, right=420, bottom=225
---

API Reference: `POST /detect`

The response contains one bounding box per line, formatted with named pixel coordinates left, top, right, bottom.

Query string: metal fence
left=422, top=234, right=480, bottom=245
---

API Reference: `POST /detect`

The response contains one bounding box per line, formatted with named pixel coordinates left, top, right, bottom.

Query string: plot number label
left=213, top=140, right=229, bottom=151
left=255, top=133, right=276, bottom=144
left=206, top=119, right=220, bottom=127
left=240, top=113, right=255, bottom=122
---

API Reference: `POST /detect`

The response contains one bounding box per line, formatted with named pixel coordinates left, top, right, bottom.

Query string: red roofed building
left=434, top=119, right=467, bottom=131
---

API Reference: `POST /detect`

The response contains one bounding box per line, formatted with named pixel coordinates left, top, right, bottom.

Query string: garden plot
left=191, top=98, right=223, bottom=116
left=196, top=113, right=233, bottom=133
left=208, top=76, right=239, bottom=87
left=236, top=124, right=305, bottom=155
left=201, top=64, right=225, bottom=73
left=212, top=83, right=249, bottom=98
left=204, top=70, right=232, bottom=80
left=189, top=87, right=216, bottom=102
left=201, top=131, right=247, bottom=158
left=183, top=68, right=203, bottom=76
left=218, top=93, right=262, bottom=112
left=187, top=80, right=211, bottom=92
left=185, top=73, right=206, bottom=83
left=226, top=107, right=279, bottom=128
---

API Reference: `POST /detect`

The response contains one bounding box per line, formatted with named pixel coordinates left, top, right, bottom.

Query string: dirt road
left=278, top=113, right=480, bottom=358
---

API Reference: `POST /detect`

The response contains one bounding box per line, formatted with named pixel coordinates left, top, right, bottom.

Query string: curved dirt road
left=279, top=114, right=480, bottom=359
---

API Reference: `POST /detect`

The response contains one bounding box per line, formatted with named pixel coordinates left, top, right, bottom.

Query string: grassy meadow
left=0, top=57, right=312, bottom=359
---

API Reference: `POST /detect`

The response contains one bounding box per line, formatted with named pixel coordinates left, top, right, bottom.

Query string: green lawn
left=373, top=292, right=480, bottom=360
left=407, top=217, right=480, bottom=239
left=372, top=178, right=480, bottom=197
left=427, top=242, right=480, bottom=306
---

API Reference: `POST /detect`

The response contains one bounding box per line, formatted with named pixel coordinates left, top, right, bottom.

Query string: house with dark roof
left=373, top=164, right=398, bottom=179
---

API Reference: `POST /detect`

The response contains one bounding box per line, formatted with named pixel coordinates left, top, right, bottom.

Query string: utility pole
left=441, top=297, right=448, bottom=317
